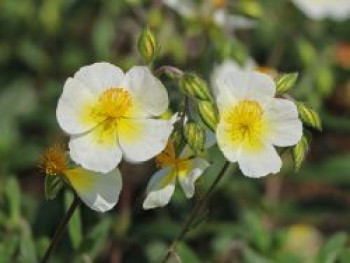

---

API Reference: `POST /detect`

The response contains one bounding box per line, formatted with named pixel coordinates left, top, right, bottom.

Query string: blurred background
left=0, top=0, right=350, bottom=262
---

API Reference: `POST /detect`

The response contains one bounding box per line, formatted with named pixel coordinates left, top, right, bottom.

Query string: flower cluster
left=39, top=29, right=317, bottom=213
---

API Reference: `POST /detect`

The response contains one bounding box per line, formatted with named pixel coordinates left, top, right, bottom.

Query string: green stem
left=41, top=193, right=80, bottom=263
left=161, top=161, right=232, bottom=263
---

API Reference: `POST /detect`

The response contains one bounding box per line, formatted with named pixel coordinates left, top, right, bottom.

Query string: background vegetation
left=0, top=0, right=349, bottom=262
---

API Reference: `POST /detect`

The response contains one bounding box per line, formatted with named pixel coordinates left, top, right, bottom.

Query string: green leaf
left=242, top=247, right=274, bottom=263
left=292, top=133, right=310, bottom=171
left=19, top=224, right=38, bottom=263
left=175, top=243, right=202, bottom=263
left=275, top=73, right=298, bottom=94
left=297, top=102, right=322, bottom=131
left=316, top=233, right=347, bottom=263
left=65, top=191, right=83, bottom=250
left=45, top=175, right=64, bottom=201
left=5, top=177, right=21, bottom=224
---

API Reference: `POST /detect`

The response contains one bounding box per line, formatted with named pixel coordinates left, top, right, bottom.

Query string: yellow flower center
left=156, top=141, right=191, bottom=174
left=212, top=0, right=225, bottom=8
left=225, top=100, right=265, bottom=150
left=92, top=88, right=132, bottom=121
left=38, top=144, right=68, bottom=176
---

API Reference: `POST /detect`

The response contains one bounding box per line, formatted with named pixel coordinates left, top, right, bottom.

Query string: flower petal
left=143, top=168, right=176, bottom=209
left=216, top=121, right=240, bottom=162
left=238, top=142, right=282, bottom=178
left=265, top=98, right=303, bottom=147
left=64, top=168, right=122, bottom=212
left=56, top=77, right=96, bottom=134
left=69, top=123, right=122, bottom=173
left=178, top=158, right=209, bottom=198
left=122, top=66, right=169, bottom=117
left=74, top=62, right=124, bottom=95
left=215, top=71, right=275, bottom=113
left=118, top=118, right=173, bottom=163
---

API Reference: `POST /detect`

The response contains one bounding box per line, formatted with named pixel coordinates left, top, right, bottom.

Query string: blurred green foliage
left=0, top=0, right=349, bottom=262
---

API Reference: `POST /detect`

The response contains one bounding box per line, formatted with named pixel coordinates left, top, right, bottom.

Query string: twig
left=41, top=193, right=80, bottom=263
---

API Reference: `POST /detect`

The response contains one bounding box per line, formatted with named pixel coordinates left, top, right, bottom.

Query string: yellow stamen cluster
left=38, top=144, right=68, bottom=176
left=156, top=141, right=190, bottom=173
left=212, top=0, right=225, bottom=8
left=92, top=88, right=132, bottom=120
left=225, top=100, right=265, bottom=150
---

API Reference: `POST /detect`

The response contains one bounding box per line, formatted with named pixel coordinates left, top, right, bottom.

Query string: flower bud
left=138, top=27, right=158, bottom=64
left=183, top=122, right=206, bottom=154
left=293, top=134, right=310, bottom=171
left=296, top=102, right=322, bottom=131
left=275, top=72, right=298, bottom=94
left=179, top=73, right=211, bottom=101
left=197, top=101, right=219, bottom=131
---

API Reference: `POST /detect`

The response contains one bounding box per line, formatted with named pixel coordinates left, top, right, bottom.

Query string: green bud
left=292, top=134, right=310, bottom=171
left=171, top=130, right=185, bottom=154
left=179, top=73, right=211, bottom=101
left=275, top=72, right=298, bottom=94
left=45, top=175, right=64, bottom=200
left=197, top=100, right=219, bottom=131
left=296, top=102, right=322, bottom=131
left=138, top=27, right=158, bottom=64
left=183, top=122, right=206, bottom=154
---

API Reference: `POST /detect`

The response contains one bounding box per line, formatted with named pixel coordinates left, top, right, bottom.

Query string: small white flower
left=39, top=145, right=122, bottom=212
left=214, top=71, right=302, bottom=178
left=291, top=0, right=350, bottom=21
left=211, top=59, right=256, bottom=95
left=143, top=141, right=209, bottom=209
left=56, top=62, right=173, bottom=173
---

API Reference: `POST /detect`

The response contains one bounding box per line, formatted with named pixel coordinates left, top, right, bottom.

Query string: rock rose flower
left=56, top=62, right=173, bottom=173
left=214, top=71, right=302, bottom=177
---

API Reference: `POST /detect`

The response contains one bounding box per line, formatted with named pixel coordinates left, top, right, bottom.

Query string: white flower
left=56, top=62, right=173, bottom=173
left=291, top=0, right=350, bottom=20
left=39, top=144, right=122, bottom=212
left=214, top=71, right=302, bottom=178
left=211, top=59, right=256, bottom=94
left=163, top=0, right=255, bottom=31
left=143, top=141, right=209, bottom=209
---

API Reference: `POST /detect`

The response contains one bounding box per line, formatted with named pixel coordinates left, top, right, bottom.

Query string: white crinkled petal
left=265, top=98, right=303, bottom=147
left=118, top=118, right=173, bottom=163
left=64, top=168, right=122, bottom=212
left=178, top=158, right=209, bottom=198
left=216, top=121, right=240, bottom=162
left=122, top=66, right=169, bottom=117
left=69, top=125, right=122, bottom=173
left=56, top=77, right=96, bottom=134
left=143, top=168, right=176, bottom=209
left=74, top=62, right=124, bottom=95
left=238, top=142, right=282, bottom=178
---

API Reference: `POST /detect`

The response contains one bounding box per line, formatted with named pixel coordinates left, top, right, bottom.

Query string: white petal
left=69, top=124, right=122, bottom=173
left=118, top=118, right=173, bottom=163
left=122, top=66, right=169, bottom=117
left=74, top=62, right=124, bottom=95
left=178, top=158, right=209, bottom=198
left=215, top=71, right=275, bottom=113
left=64, top=168, right=122, bottom=212
left=216, top=121, right=240, bottom=162
left=238, top=143, right=282, bottom=178
left=143, top=168, right=176, bottom=209
left=56, top=77, right=96, bottom=134
left=265, top=98, right=303, bottom=147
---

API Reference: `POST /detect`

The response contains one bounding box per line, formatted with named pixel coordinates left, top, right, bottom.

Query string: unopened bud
left=293, top=134, right=310, bottom=171
left=179, top=74, right=211, bottom=101
left=183, top=122, right=206, bottom=154
left=138, top=27, right=158, bottom=64
left=198, top=101, right=218, bottom=131
left=275, top=72, right=298, bottom=94
left=296, top=102, right=322, bottom=131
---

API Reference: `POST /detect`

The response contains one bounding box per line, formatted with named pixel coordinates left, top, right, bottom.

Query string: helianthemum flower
left=214, top=71, right=302, bottom=177
left=38, top=144, right=122, bottom=212
left=56, top=62, right=173, bottom=173
left=143, top=141, right=209, bottom=209
left=291, top=0, right=350, bottom=21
